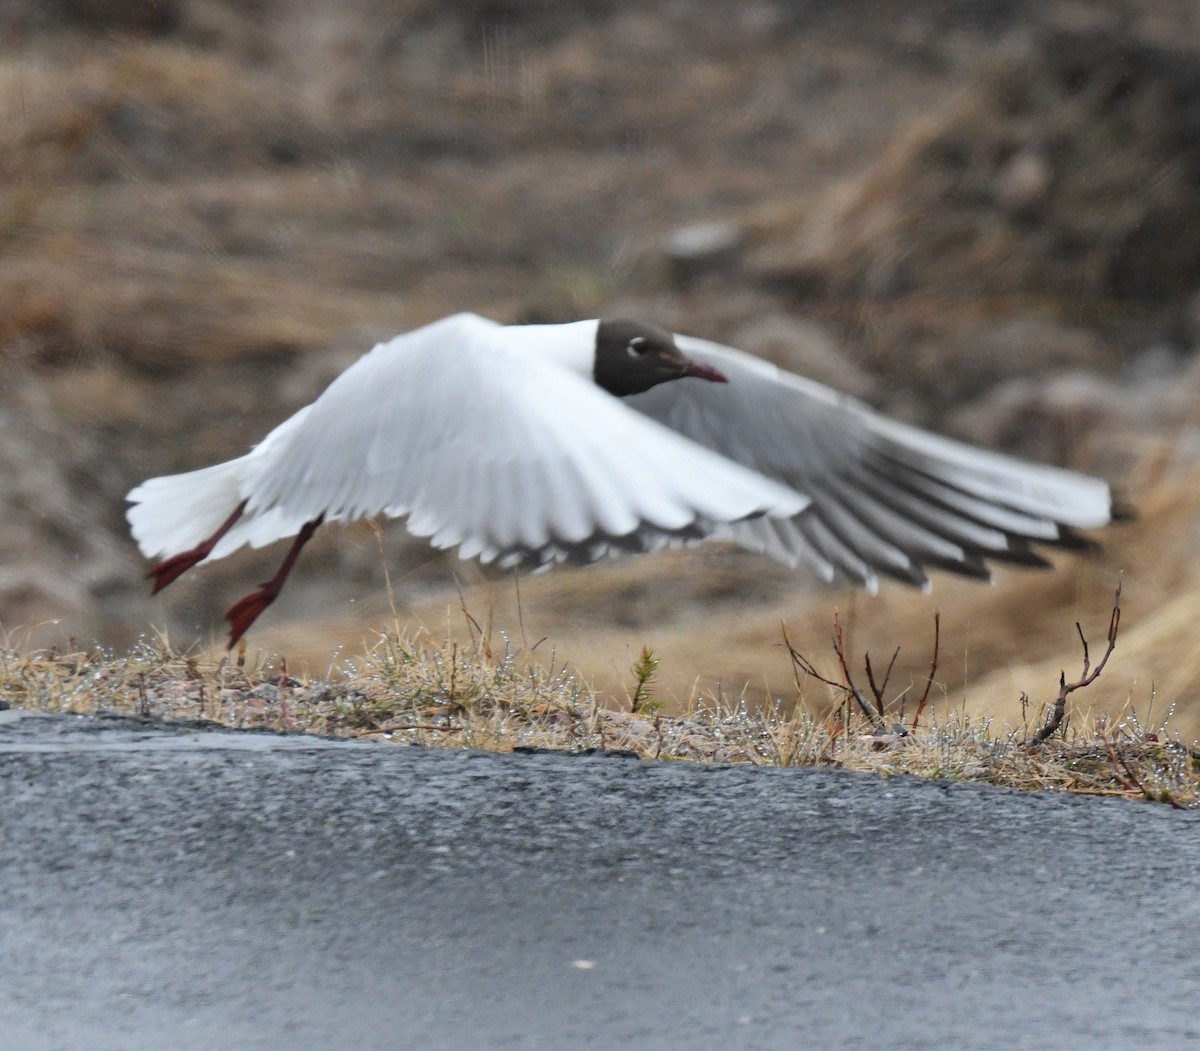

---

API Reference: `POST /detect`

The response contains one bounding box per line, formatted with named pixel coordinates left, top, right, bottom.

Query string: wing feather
left=625, top=333, right=1114, bottom=585
left=229, top=314, right=807, bottom=565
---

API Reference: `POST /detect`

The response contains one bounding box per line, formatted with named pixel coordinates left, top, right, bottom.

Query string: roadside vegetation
left=3, top=587, right=1195, bottom=807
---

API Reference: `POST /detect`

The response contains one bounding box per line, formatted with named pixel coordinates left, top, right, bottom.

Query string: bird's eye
left=627, top=337, right=648, bottom=358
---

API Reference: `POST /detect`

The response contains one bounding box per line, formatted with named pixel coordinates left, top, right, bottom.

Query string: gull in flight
left=127, top=312, right=1117, bottom=647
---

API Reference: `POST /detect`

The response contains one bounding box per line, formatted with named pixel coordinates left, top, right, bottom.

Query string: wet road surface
left=1, top=709, right=1197, bottom=1050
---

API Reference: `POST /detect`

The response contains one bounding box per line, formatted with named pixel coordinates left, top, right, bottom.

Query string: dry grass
left=3, top=611, right=1195, bottom=807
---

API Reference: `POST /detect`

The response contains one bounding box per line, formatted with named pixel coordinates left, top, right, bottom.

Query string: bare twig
left=512, top=570, right=529, bottom=652
left=1029, top=583, right=1122, bottom=746
left=454, top=578, right=492, bottom=663
left=880, top=647, right=901, bottom=706
left=832, top=612, right=885, bottom=727
left=911, top=611, right=940, bottom=732
left=1098, top=729, right=1184, bottom=809
left=864, top=645, right=901, bottom=718
left=1101, top=732, right=1148, bottom=797
left=784, top=609, right=939, bottom=735
left=356, top=723, right=464, bottom=736
left=782, top=620, right=884, bottom=729
left=278, top=656, right=291, bottom=729
left=371, top=519, right=400, bottom=625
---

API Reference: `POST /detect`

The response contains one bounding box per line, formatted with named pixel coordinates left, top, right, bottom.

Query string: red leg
left=224, top=515, right=324, bottom=649
left=146, top=500, right=248, bottom=595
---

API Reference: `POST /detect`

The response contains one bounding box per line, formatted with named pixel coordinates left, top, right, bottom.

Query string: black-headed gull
left=127, top=312, right=1116, bottom=647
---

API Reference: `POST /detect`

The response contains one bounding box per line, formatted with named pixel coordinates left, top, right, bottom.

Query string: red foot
left=225, top=584, right=280, bottom=650
left=145, top=499, right=248, bottom=595
left=222, top=513, right=324, bottom=649
left=147, top=551, right=207, bottom=594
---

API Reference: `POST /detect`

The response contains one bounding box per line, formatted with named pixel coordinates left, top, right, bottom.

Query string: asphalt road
left=1, top=709, right=1197, bottom=1051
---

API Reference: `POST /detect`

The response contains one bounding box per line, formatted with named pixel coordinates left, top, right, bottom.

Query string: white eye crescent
left=627, top=336, right=647, bottom=358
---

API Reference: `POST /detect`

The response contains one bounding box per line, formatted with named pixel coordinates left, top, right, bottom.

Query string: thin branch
left=880, top=647, right=900, bottom=705
left=863, top=652, right=883, bottom=714
left=356, top=723, right=464, bottom=736
left=782, top=619, right=884, bottom=729
left=911, top=611, right=940, bottom=732
left=832, top=612, right=881, bottom=726
left=454, top=577, right=493, bottom=663
left=1101, top=733, right=1147, bottom=797
left=277, top=656, right=291, bottom=730
left=1098, top=729, right=1184, bottom=809
left=1029, top=583, right=1122, bottom=746
left=512, top=569, right=529, bottom=651
left=864, top=645, right=901, bottom=718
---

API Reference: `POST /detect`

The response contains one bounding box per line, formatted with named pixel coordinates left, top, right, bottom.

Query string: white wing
left=205, top=313, right=807, bottom=568
left=626, top=334, right=1114, bottom=591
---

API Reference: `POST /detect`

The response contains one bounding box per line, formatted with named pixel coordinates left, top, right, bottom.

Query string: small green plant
left=629, top=645, right=664, bottom=715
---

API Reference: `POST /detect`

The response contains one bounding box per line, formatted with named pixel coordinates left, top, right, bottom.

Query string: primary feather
left=628, top=334, right=1113, bottom=592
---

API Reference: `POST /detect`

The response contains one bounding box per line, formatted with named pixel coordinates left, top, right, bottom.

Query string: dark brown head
left=593, top=319, right=727, bottom=397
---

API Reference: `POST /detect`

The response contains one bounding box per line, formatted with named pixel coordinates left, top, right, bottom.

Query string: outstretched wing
left=626, top=334, right=1113, bottom=591
left=218, top=314, right=809, bottom=568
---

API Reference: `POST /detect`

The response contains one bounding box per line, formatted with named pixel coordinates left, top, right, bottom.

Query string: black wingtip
left=925, top=553, right=995, bottom=582
left=990, top=538, right=1055, bottom=570
left=1110, top=492, right=1137, bottom=523
left=1052, top=525, right=1103, bottom=553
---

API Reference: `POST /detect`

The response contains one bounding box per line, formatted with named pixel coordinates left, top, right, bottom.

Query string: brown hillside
left=4, top=0, right=1200, bottom=736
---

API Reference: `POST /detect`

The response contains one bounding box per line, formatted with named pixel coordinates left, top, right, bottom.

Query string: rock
left=731, top=315, right=881, bottom=402
left=662, top=222, right=744, bottom=285
left=946, top=346, right=1200, bottom=484
left=956, top=318, right=1115, bottom=400
left=992, top=150, right=1051, bottom=216
left=947, top=371, right=1129, bottom=468
left=1123, top=343, right=1186, bottom=387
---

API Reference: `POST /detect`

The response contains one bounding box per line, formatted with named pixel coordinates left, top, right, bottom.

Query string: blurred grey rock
left=947, top=345, right=1200, bottom=483
left=992, top=150, right=1051, bottom=216
left=663, top=222, right=744, bottom=284
left=957, top=318, right=1114, bottom=400
left=948, top=371, right=1128, bottom=468
left=1123, top=342, right=1186, bottom=387
left=732, top=315, right=880, bottom=402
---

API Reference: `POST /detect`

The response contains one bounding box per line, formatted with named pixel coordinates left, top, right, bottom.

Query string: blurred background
left=4, top=0, right=1200, bottom=733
